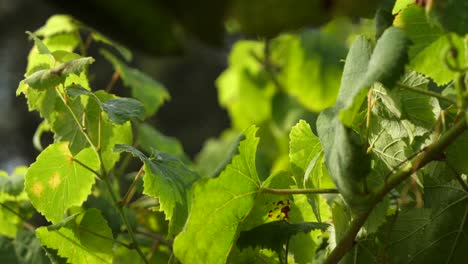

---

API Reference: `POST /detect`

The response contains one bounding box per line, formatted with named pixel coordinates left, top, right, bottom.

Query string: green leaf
left=447, top=131, right=468, bottom=175
left=195, top=129, right=242, bottom=177
left=429, top=0, right=468, bottom=35
left=317, top=108, right=370, bottom=209
left=51, top=91, right=133, bottom=170
left=14, top=230, right=50, bottom=264
left=385, top=181, right=467, bottom=263
left=0, top=166, right=26, bottom=196
left=337, top=35, right=373, bottom=126
left=35, top=15, right=78, bottom=37
left=91, top=32, right=132, bottom=61
left=22, top=69, right=63, bottom=90
left=100, top=50, right=170, bottom=117
left=26, top=31, right=54, bottom=64
left=36, top=209, right=114, bottom=264
left=24, top=142, right=99, bottom=223
left=113, top=144, right=147, bottom=161
left=216, top=41, right=275, bottom=129
left=102, top=98, right=145, bottom=124
left=22, top=57, right=94, bottom=90
left=0, top=200, right=20, bottom=238
left=237, top=221, right=329, bottom=253
left=174, top=126, right=261, bottom=264
left=143, top=151, right=200, bottom=236
left=289, top=120, right=322, bottom=187
left=280, top=31, right=347, bottom=112
left=115, top=144, right=200, bottom=236
left=394, top=5, right=466, bottom=85
left=66, top=84, right=92, bottom=99
left=364, top=27, right=411, bottom=88
left=0, top=236, right=19, bottom=263
left=392, top=0, right=413, bottom=14
left=136, top=123, right=188, bottom=161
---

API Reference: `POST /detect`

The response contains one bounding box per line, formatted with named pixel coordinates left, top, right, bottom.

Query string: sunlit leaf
left=24, top=143, right=99, bottom=223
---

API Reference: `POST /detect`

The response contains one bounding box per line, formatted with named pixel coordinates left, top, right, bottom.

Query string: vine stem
left=261, top=188, right=339, bottom=195
left=396, top=82, right=458, bottom=105
left=325, top=115, right=468, bottom=264
left=121, top=165, right=145, bottom=206
left=103, top=178, right=149, bottom=264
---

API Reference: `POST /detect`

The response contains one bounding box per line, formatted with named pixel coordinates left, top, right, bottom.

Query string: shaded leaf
left=237, top=221, right=329, bottom=253
left=14, top=230, right=50, bottom=264
left=114, top=144, right=200, bottom=236
left=385, top=182, right=467, bottom=263
left=429, top=0, right=468, bottom=36
left=36, top=209, right=114, bottom=264
left=337, top=35, right=373, bottom=126
left=100, top=50, right=169, bottom=117
left=137, top=123, right=188, bottom=162
left=102, top=98, right=145, bottom=124
left=364, top=27, right=411, bottom=88
left=91, top=32, right=132, bottom=61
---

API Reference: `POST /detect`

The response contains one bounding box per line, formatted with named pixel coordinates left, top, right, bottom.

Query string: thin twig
left=105, top=71, right=120, bottom=92
left=396, top=82, right=457, bottom=105
left=261, top=188, right=339, bottom=195
left=121, top=165, right=145, bottom=207
left=103, top=178, right=149, bottom=264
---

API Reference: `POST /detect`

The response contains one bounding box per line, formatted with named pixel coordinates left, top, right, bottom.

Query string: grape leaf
left=24, top=142, right=99, bottom=223
left=174, top=126, right=261, bottom=264
left=91, top=32, right=132, bottom=61
left=0, top=236, right=19, bottom=264
left=14, top=230, right=50, bottom=264
left=337, top=35, right=373, bottom=126
left=195, top=129, right=242, bottom=177
left=22, top=57, right=94, bottom=90
left=143, top=151, right=200, bottom=236
left=317, top=108, right=370, bottom=210
left=52, top=90, right=133, bottom=170
left=0, top=166, right=26, bottom=196
left=289, top=120, right=322, bottom=187
left=428, top=0, right=468, bottom=36
left=364, top=27, right=410, bottom=88
left=102, top=98, right=145, bottom=124
left=394, top=5, right=466, bottom=85
left=36, top=209, right=114, bottom=264
left=216, top=41, right=275, bottom=129
left=114, top=144, right=200, bottom=236
left=280, top=30, right=347, bottom=112
left=100, top=50, right=169, bottom=117
left=137, top=123, right=188, bottom=161
left=35, top=15, right=78, bottom=37
left=25, top=31, right=54, bottom=64
left=237, top=221, right=329, bottom=254
left=0, top=200, right=20, bottom=238
left=386, top=181, right=467, bottom=263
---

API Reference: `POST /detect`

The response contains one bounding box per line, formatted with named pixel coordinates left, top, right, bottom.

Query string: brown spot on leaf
left=48, top=172, right=62, bottom=189
left=32, top=182, right=44, bottom=197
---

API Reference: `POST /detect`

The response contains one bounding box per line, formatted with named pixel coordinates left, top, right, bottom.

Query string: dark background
left=0, top=0, right=231, bottom=172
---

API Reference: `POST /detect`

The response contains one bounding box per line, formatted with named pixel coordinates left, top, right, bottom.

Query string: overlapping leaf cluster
left=2, top=0, right=468, bottom=263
